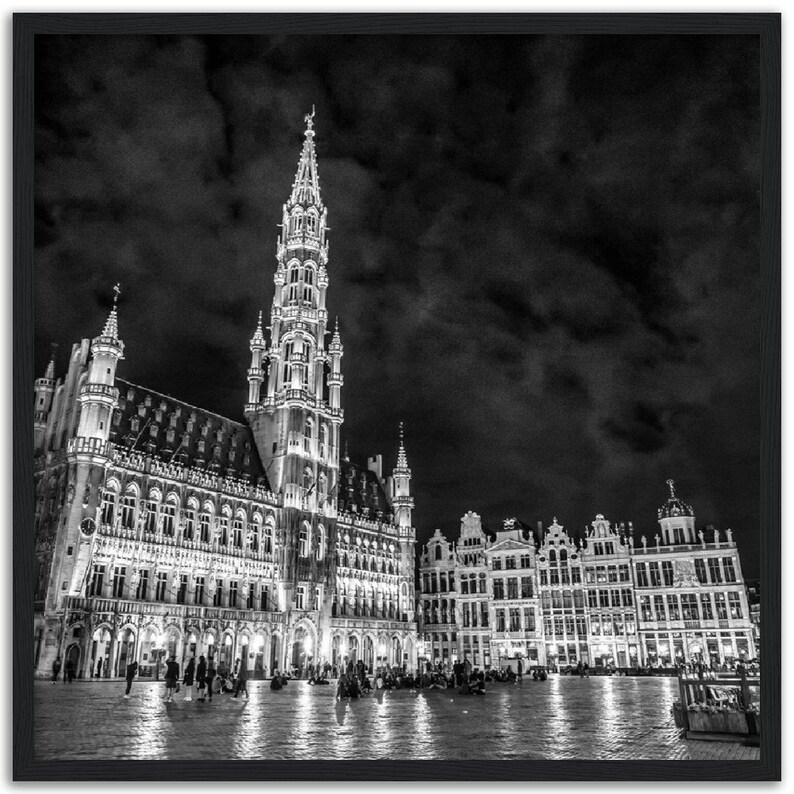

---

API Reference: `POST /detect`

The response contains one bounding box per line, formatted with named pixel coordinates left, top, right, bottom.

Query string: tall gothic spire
left=289, top=107, right=322, bottom=209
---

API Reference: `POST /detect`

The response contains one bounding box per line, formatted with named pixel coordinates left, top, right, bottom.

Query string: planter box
left=687, top=710, right=750, bottom=734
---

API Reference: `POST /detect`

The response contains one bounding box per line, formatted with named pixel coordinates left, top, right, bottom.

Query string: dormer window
left=130, top=417, right=140, bottom=433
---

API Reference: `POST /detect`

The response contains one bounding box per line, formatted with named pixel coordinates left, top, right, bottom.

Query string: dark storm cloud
left=34, top=34, right=761, bottom=577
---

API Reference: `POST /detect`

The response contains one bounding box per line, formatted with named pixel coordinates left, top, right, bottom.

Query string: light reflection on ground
left=34, top=676, right=760, bottom=761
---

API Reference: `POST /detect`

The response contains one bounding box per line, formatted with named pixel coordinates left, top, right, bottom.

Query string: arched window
left=199, top=509, right=212, bottom=543
left=316, top=524, right=325, bottom=560
left=232, top=512, right=245, bottom=548
left=218, top=507, right=231, bottom=545
left=303, top=467, right=313, bottom=493
left=434, top=544, right=442, bottom=561
left=290, top=210, right=303, bottom=234
left=101, top=481, right=119, bottom=526
left=184, top=498, right=198, bottom=541
left=304, top=418, right=313, bottom=454
left=263, top=517, right=274, bottom=555
left=560, top=548, right=568, bottom=566
left=288, top=265, right=300, bottom=301
left=250, top=514, right=261, bottom=552
left=302, top=266, right=314, bottom=303
left=299, top=523, right=310, bottom=558
left=162, top=495, right=178, bottom=537
left=549, top=549, right=557, bottom=565
left=319, top=424, right=328, bottom=459
left=305, top=212, right=318, bottom=236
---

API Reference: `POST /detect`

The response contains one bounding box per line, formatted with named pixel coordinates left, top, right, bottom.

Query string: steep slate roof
left=110, top=378, right=270, bottom=489
left=337, top=458, right=392, bottom=520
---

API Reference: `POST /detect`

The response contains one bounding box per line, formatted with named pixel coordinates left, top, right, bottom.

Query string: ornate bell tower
left=246, top=110, right=342, bottom=618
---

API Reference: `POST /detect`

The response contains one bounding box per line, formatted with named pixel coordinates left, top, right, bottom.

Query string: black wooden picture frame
left=13, top=12, right=781, bottom=781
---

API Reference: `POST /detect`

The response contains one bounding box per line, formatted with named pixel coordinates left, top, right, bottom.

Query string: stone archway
left=90, top=625, right=112, bottom=678
left=114, top=626, right=136, bottom=677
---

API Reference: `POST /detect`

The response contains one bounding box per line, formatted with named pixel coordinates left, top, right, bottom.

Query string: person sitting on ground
left=361, top=676, right=373, bottom=693
left=459, top=677, right=471, bottom=695
left=270, top=673, right=283, bottom=690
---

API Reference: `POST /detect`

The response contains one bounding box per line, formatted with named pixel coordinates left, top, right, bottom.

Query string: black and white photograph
left=16, top=13, right=779, bottom=778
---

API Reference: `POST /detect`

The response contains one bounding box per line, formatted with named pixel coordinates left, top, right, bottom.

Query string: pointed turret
left=73, top=285, right=124, bottom=452
left=245, top=310, right=267, bottom=414
left=34, top=344, right=58, bottom=454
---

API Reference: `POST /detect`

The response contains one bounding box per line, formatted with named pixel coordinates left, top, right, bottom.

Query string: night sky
left=34, top=34, right=761, bottom=577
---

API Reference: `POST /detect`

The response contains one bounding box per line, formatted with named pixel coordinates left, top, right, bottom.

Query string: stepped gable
left=338, top=457, right=393, bottom=520
left=110, top=378, right=270, bottom=488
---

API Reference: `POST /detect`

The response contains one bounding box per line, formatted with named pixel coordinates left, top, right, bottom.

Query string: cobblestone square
left=34, top=676, right=760, bottom=762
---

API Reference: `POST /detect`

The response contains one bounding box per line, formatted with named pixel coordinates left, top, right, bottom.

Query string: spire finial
left=290, top=110, right=322, bottom=208
left=44, top=342, right=58, bottom=379
left=101, top=284, right=121, bottom=341
left=396, top=421, right=408, bottom=468
left=343, top=439, right=349, bottom=462
left=250, top=309, right=266, bottom=348
left=666, top=478, right=676, bottom=498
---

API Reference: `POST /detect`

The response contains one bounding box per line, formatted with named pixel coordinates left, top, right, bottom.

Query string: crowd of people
left=114, top=654, right=566, bottom=701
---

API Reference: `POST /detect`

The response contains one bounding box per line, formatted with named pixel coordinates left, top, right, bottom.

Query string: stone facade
left=33, top=113, right=417, bottom=679
left=418, top=483, right=754, bottom=671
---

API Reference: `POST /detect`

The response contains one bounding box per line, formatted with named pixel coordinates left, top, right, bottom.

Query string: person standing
left=96, top=657, right=103, bottom=679
left=517, top=658, right=524, bottom=686
left=65, top=657, right=76, bottom=683
left=196, top=655, right=207, bottom=702
left=232, top=652, right=249, bottom=700
left=164, top=655, right=179, bottom=703
left=205, top=658, right=216, bottom=703
left=124, top=661, right=138, bottom=698
left=183, top=656, right=196, bottom=702
left=51, top=657, right=62, bottom=684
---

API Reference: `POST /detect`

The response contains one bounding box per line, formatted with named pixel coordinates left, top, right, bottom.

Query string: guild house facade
left=418, top=482, right=754, bottom=671
left=33, top=112, right=417, bottom=679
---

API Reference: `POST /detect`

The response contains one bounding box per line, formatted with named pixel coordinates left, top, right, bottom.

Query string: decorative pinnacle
left=250, top=310, right=266, bottom=347
left=666, top=478, right=676, bottom=498
left=305, top=105, right=316, bottom=135
left=101, top=284, right=121, bottom=340
left=330, top=316, right=342, bottom=348
left=44, top=343, right=58, bottom=379
left=397, top=422, right=409, bottom=469
left=343, top=439, right=350, bottom=462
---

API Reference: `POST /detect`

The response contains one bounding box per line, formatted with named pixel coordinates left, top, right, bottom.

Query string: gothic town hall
left=33, top=113, right=418, bottom=680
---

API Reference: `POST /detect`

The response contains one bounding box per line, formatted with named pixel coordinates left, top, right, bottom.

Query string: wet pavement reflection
left=34, top=676, right=760, bottom=761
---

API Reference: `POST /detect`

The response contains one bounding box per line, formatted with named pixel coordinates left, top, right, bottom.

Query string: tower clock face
left=80, top=517, right=96, bottom=536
